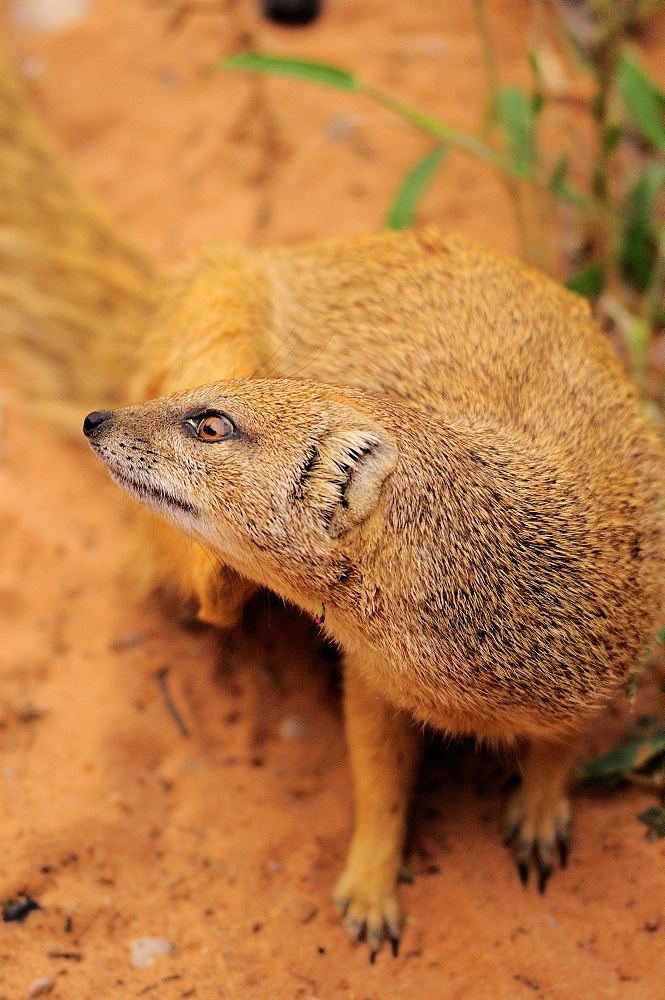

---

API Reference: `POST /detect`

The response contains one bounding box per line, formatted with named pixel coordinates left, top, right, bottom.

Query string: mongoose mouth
left=107, top=466, right=199, bottom=517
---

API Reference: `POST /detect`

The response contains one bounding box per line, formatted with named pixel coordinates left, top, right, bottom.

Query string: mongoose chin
left=85, top=373, right=665, bottom=958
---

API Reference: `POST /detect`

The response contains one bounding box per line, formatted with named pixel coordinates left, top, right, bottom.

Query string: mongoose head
left=83, top=378, right=398, bottom=600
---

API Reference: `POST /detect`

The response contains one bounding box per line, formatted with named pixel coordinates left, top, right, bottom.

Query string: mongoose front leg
left=502, top=735, right=575, bottom=893
left=333, top=661, right=421, bottom=961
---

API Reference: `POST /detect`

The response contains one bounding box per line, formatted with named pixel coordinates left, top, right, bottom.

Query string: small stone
left=20, top=56, right=46, bottom=80
left=109, top=632, right=143, bottom=651
left=3, top=896, right=41, bottom=922
left=129, top=937, right=173, bottom=969
left=293, top=899, right=318, bottom=924
left=158, top=69, right=180, bottom=90
left=279, top=716, right=308, bottom=740
left=11, top=0, right=92, bottom=31
left=26, top=978, right=54, bottom=1000
left=411, top=34, right=446, bottom=58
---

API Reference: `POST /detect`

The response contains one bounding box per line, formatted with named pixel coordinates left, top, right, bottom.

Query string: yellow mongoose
left=3, top=49, right=665, bottom=959
left=83, top=373, right=665, bottom=958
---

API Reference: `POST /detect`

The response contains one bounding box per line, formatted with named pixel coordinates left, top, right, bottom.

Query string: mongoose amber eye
left=190, top=413, right=235, bottom=441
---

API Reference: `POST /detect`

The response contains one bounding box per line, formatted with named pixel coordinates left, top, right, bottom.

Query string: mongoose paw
left=502, top=791, right=570, bottom=894
left=332, top=867, right=402, bottom=962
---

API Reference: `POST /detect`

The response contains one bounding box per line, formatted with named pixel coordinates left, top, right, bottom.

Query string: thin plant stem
left=361, top=84, right=504, bottom=167
left=646, top=228, right=665, bottom=328
left=472, top=0, right=500, bottom=99
left=590, top=6, right=623, bottom=290
left=222, top=53, right=594, bottom=209
left=360, top=80, right=593, bottom=210
left=472, top=0, right=532, bottom=260
left=508, top=178, right=530, bottom=261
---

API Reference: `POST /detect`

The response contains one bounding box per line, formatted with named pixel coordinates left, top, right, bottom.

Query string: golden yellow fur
left=4, top=50, right=665, bottom=958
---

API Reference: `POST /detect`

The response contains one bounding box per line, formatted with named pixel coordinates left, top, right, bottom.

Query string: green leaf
left=579, top=730, right=665, bottom=780
left=638, top=804, right=665, bottom=838
left=602, top=124, right=622, bottom=158
left=547, top=154, right=594, bottom=211
left=531, top=91, right=546, bottom=117
left=386, top=146, right=447, bottom=230
left=219, top=52, right=360, bottom=92
left=549, top=154, right=569, bottom=195
left=617, top=53, right=665, bottom=153
left=528, top=50, right=541, bottom=84
left=565, top=261, right=604, bottom=299
left=619, top=163, right=665, bottom=292
left=495, top=88, right=537, bottom=179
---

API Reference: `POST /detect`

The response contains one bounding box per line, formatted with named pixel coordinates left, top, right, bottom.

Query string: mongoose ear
left=306, top=422, right=398, bottom=538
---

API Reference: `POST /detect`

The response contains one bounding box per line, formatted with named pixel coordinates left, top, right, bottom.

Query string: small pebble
left=293, top=899, right=318, bottom=924
left=158, top=69, right=180, bottom=90
left=129, top=937, right=173, bottom=969
left=411, top=34, right=447, bottom=58
left=327, top=113, right=367, bottom=142
left=20, top=55, right=46, bottom=79
left=3, top=896, right=41, bottom=923
left=109, top=632, right=143, bottom=651
left=11, top=0, right=92, bottom=31
left=279, top=716, right=308, bottom=740
left=26, top=977, right=54, bottom=1000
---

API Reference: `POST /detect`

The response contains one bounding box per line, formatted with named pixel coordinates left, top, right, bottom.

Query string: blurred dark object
left=3, top=895, right=41, bottom=923
left=260, top=0, right=323, bottom=26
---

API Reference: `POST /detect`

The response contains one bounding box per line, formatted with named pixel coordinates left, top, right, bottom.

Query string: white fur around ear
left=306, top=422, right=398, bottom=537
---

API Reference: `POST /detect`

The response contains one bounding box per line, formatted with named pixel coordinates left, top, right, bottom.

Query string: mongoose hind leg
left=333, top=661, right=421, bottom=961
left=502, top=735, right=575, bottom=893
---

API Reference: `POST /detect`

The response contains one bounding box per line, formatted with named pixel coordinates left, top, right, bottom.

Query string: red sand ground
left=1, top=1, right=665, bottom=997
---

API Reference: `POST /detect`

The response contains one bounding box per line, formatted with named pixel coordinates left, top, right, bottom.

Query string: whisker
left=251, top=314, right=312, bottom=379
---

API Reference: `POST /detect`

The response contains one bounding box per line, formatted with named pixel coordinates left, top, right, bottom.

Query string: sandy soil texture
left=1, top=1, right=665, bottom=997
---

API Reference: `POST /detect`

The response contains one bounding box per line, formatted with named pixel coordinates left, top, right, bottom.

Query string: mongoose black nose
left=83, top=409, right=112, bottom=437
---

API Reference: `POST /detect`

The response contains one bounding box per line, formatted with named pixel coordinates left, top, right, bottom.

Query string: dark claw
left=345, top=916, right=366, bottom=943
left=369, top=949, right=377, bottom=965
left=537, top=864, right=552, bottom=895
left=557, top=834, right=569, bottom=868
left=517, top=860, right=529, bottom=887
left=389, top=934, right=400, bottom=958
left=502, top=823, right=519, bottom=848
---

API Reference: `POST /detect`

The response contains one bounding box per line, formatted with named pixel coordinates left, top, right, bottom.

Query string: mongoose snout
left=83, top=409, right=113, bottom=437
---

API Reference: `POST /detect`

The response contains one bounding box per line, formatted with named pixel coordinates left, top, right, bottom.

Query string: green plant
left=219, top=0, right=665, bottom=395
left=579, top=716, right=665, bottom=838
